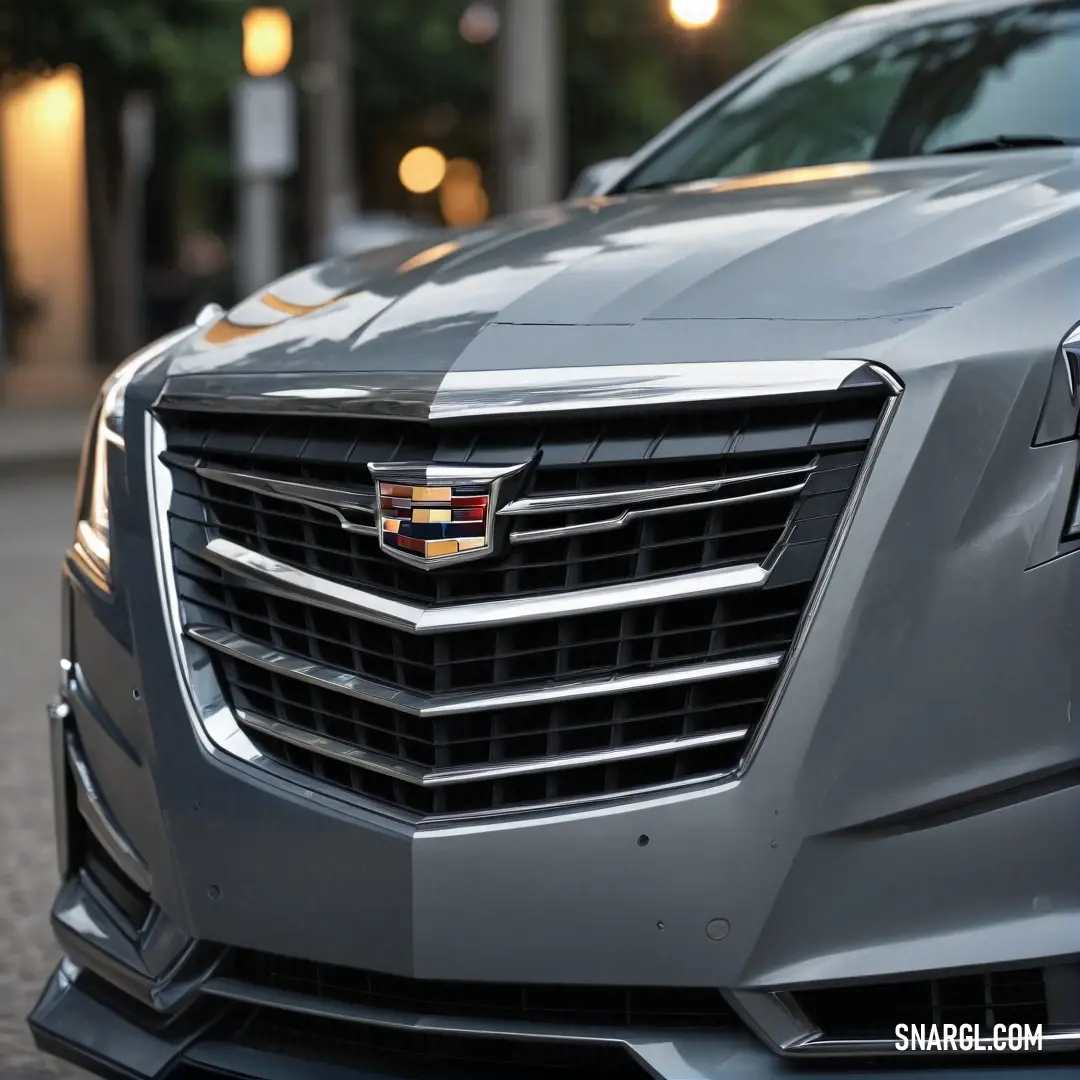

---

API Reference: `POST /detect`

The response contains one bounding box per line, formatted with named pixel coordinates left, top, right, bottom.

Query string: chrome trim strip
left=510, top=482, right=809, bottom=545
left=65, top=731, right=151, bottom=894
left=195, top=466, right=376, bottom=534
left=155, top=359, right=881, bottom=421
left=738, top=366, right=902, bottom=774
left=235, top=710, right=430, bottom=784
left=501, top=463, right=815, bottom=515
left=423, top=726, right=752, bottom=785
left=368, top=462, right=532, bottom=485
left=236, top=706, right=752, bottom=786
left=186, top=624, right=784, bottom=715
left=724, top=990, right=820, bottom=1053
left=429, top=767, right=742, bottom=825
left=786, top=1031, right=1080, bottom=1056
left=430, top=361, right=875, bottom=419
left=156, top=370, right=445, bottom=421
left=200, top=537, right=769, bottom=633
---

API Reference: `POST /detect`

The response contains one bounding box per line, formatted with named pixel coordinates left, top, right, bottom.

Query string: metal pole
left=496, top=0, right=563, bottom=213
left=306, top=0, right=357, bottom=259
left=237, top=178, right=282, bottom=296
left=233, top=76, right=296, bottom=297
left=120, top=92, right=154, bottom=347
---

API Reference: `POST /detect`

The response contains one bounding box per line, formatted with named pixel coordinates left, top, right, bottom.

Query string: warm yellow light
left=398, top=146, right=447, bottom=194
left=438, top=159, right=488, bottom=227
left=0, top=64, right=90, bottom=382
left=444, top=157, right=482, bottom=185
left=32, top=68, right=82, bottom=135
left=243, top=7, right=293, bottom=77
left=439, top=182, right=490, bottom=228
left=669, top=0, right=720, bottom=30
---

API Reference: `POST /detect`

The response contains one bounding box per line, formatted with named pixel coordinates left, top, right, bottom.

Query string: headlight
left=1033, top=327, right=1080, bottom=449
left=74, top=326, right=197, bottom=584
left=1033, top=324, right=1080, bottom=540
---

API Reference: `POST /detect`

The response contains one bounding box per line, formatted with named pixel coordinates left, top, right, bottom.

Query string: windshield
left=621, top=1, right=1080, bottom=191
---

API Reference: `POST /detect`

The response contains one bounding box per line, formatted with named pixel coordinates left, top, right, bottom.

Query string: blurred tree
left=0, top=0, right=872, bottom=352
left=562, top=0, right=867, bottom=187
left=345, top=0, right=491, bottom=214
left=730, top=0, right=866, bottom=63
left=565, top=1, right=683, bottom=184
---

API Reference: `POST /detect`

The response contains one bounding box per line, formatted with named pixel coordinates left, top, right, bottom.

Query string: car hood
left=167, top=152, right=1080, bottom=382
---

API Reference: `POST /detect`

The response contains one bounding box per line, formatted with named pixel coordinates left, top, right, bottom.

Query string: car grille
left=158, top=384, right=891, bottom=819
left=229, top=1009, right=649, bottom=1078
left=197, top=947, right=739, bottom=1079
left=221, top=947, right=739, bottom=1030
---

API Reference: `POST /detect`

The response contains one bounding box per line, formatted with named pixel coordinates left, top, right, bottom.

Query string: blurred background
left=0, top=0, right=867, bottom=408
left=0, top=3, right=870, bottom=1075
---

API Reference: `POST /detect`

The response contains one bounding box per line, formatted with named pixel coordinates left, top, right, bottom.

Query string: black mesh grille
left=224, top=948, right=739, bottom=1031
left=232, top=1009, right=648, bottom=1078
left=797, top=968, right=1051, bottom=1039
left=160, top=388, right=888, bottom=817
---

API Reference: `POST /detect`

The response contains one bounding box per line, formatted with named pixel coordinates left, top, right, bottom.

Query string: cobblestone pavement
left=0, top=473, right=87, bottom=1078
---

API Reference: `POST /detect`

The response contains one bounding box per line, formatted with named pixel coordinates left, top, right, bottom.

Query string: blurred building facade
left=0, top=68, right=96, bottom=404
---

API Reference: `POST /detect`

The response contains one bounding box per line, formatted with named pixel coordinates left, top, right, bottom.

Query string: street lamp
left=669, top=0, right=720, bottom=30
left=398, top=146, right=447, bottom=195
left=242, top=7, right=293, bottom=77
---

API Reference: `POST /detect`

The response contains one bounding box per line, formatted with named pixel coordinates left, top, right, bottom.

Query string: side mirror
left=567, top=157, right=630, bottom=199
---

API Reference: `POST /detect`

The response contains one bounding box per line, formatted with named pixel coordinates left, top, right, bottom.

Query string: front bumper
left=28, top=949, right=1080, bottom=1080
left=29, top=669, right=1080, bottom=1075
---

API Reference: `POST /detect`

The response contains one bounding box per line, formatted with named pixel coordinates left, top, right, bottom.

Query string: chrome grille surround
left=149, top=361, right=902, bottom=822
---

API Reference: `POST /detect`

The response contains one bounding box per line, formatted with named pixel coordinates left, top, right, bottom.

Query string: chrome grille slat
left=235, top=707, right=753, bottom=786
left=195, top=465, right=377, bottom=534
left=186, top=623, right=784, bottom=717
left=155, top=374, right=896, bottom=818
left=508, top=481, right=810, bottom=545
left=200, top=536, right=770, bottom=633
left=501, top=462, right=816, bottom=515
left=235, top=710, right=430, bottom=784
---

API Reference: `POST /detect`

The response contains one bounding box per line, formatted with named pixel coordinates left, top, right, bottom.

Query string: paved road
left=0, top=472, right=87, bottom=1078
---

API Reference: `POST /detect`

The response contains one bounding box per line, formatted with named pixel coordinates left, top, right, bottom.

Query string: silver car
left=30, top=0, right=1080, bottom=1077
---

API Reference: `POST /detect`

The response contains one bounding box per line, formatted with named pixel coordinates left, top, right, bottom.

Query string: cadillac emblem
left=367, top=461, right=531, bottom=569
